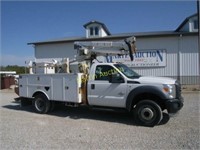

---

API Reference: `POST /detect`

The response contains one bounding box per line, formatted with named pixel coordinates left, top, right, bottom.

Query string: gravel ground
left=0, top=89, right=199, bottom=150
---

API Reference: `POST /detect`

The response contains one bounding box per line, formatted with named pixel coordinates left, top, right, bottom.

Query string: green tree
left=0, top=65, right=29, bottom=74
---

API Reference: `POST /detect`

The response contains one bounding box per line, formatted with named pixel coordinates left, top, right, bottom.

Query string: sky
left=1, top=0, right=197, bottom=66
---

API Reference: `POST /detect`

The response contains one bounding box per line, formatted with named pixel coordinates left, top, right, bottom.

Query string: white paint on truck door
left=87, top=65, right=127, bottom=108
left=19, top=75, right=28, bottom=97
left=51, top=74, right=82, bottom=102
left=52, top=75, right=64, bottom=100
left=63, top=74, right=81, bottom=102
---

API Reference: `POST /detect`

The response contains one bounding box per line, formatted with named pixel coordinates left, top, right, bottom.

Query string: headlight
left=163, top=84, right=176, bottom=98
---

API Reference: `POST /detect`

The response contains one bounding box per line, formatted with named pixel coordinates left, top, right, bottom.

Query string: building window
left=90, top=27, right=94, bottom=36
left=89, top=26, right=99, bottom=36
left=95, top=27, right=99, bottom=35
left=194, top=20, right=198, bottom=30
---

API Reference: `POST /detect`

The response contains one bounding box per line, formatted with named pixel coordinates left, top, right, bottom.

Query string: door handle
left=91, top=84, right=95, bottom=89
left=118, top=92, right=125, bottom=96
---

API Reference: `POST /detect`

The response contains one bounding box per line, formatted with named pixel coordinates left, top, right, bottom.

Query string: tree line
left=0, top=65, right=29, bottom=74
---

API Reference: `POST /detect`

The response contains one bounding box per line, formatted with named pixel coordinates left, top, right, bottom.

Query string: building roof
left=83, top=20, right=111, bottom=35
left=28, top=31, right=197, bottom=45
left=0, top=71, right=16, bottom=74
left=175, top=13, right=197, bottom=32
left=28, top=13, right=198, bottom=45
left=28, top=37, right=86, bottom=45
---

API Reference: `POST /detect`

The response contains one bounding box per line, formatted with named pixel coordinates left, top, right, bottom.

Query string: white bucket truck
left=15, top=37, right=183, bottom=126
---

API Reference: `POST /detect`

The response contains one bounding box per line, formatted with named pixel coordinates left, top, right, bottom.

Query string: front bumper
left=165, top=97, right=184, bottom=113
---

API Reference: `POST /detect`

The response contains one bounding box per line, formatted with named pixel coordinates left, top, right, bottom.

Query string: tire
left=134, top=100, right=163, bottom=127
left=33, top=94, right=50, bottom=114
left=49, top=101, right=55, bottom=112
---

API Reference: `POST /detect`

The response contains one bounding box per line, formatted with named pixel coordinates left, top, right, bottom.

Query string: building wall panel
left=34, top=35, right=199, bottom=85
left=132, top=36, right=179, bottom=77
left=35, top=43, right=75, bottom=59
left=179, top=35, right=199, bottom=84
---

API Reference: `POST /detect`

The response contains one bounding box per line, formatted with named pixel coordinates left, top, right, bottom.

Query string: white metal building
left=28, top=14, right=199, bottom=85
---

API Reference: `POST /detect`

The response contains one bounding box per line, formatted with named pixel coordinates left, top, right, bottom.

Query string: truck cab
left=87, top=62, right=183, bottom=126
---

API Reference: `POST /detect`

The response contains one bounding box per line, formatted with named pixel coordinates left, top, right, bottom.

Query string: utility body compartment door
left=87, top=65, right=127, bottom=108
left=18, top=73, right=82, bottom=103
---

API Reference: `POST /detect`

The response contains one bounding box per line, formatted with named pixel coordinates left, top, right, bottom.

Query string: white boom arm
left=74, top=36, right=136, bottom=62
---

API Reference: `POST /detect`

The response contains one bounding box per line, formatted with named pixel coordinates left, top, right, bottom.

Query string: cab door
left=87, top=65, right=127, bottom=108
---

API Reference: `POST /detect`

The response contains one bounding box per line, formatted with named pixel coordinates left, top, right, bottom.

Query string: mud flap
left=15, top=97, right=33, bottom=107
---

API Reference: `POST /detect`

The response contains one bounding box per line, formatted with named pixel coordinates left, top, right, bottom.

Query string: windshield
left=114, top=63, right=140, bottom=79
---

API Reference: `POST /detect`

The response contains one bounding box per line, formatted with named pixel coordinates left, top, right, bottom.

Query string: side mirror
left=109, top=73, right=124, bottom=83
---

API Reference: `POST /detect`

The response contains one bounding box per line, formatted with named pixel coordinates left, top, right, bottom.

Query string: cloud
left=0, top=54, right=34, bottom=66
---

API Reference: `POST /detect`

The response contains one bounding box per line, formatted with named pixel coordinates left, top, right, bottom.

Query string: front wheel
left=134, top=100, right=163, bottom=127
left=33, top=94, right=50, bottom=114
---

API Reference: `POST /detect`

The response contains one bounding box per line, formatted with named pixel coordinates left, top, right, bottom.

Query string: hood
left=134, top=76, right=176, bottom=85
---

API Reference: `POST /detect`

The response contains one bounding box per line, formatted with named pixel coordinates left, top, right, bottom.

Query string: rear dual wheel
left=33, top=94, right=54, bottom=114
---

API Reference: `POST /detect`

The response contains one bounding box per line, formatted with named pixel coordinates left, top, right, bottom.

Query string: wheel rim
left=138, top=106, right=156, bottom=123
left=141, top=108, right=154, bottom=121
left=35, top=98, right=45, bottom=111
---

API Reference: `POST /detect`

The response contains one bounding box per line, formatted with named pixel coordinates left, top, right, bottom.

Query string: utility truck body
left=16, top=37, right=183, bottom=126
left=18, top=73, right=83, bottom=103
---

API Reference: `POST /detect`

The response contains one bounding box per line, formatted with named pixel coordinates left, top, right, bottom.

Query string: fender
left=32, top=90, right=50, bottom=100
left=126, top=85, right=168, bottom=111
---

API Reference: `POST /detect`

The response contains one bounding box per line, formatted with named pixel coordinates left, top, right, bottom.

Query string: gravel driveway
left=0, top=89, right=199, bottom=149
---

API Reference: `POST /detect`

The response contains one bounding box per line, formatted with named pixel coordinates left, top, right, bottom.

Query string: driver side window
left=95, top=65, right=117, bottom=81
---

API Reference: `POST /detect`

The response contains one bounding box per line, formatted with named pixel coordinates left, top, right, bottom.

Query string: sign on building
left=107, top=49, right=166, bottom=67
